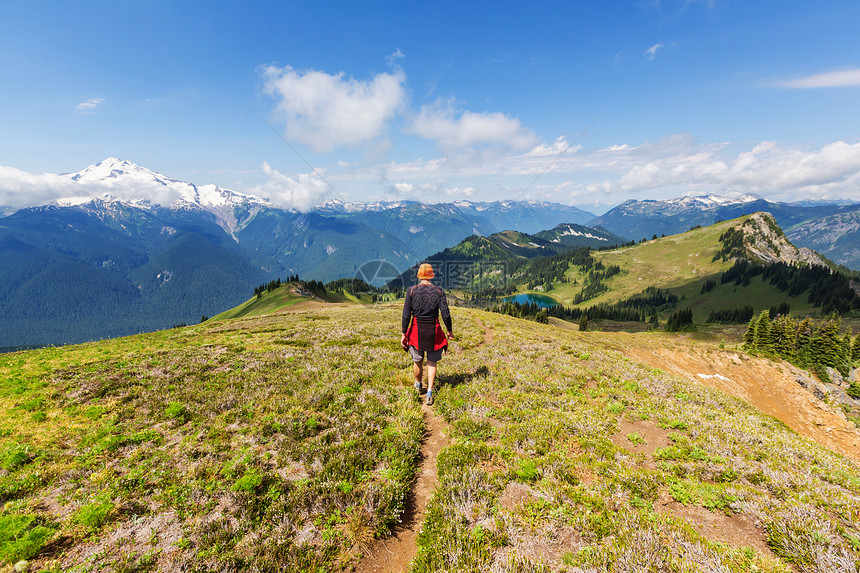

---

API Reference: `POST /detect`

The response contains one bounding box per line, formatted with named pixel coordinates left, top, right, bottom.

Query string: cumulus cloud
left=610, top=139, right=860, bottom=199
left=773, top=68, right=860, bottom=88
left=76, top=98, right=105, bottom=113
left=407, top=99, right=538, bottom=152
left=645, top=43, right=663, bottom=60
left=247, top=162, right=329, bottom=211
left=260, top=64, right=406, bottom=153
left=445, top=186, right=475, bottom=197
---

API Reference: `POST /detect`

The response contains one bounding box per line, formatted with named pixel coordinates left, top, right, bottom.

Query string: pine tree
left=810, top=317, right=843, bottom=370
left=851, top=335, right=860, bottom=363
left=772, top=314, right=798, bottom=359
left=795, top=318, right=814, bottom=366
left=579, top=314, right=588, bottom=332
left=841, top=333, right=852, bottom=371
left=753, top=311, right=774, bottom=353
left=742, top=316, right=757, bottom=349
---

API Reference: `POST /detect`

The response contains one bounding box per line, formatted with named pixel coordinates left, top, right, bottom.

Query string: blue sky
left=1, top=0, right=859, bottom=212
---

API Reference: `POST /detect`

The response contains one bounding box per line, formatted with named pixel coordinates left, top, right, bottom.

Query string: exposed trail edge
left=355, top=405, right=448, bottom=573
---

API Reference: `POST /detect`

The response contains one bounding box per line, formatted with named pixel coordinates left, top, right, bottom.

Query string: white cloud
left=260, top=64, right=406, bottom=153
left=445, top=186, right=475, bottom=197
left=247, top=162, right=329, bottom=211
left=407, top=99, right=538, bottom=152
left=645, top=43, right=663, bottom=60
left=607, top=139, right=860, bottom=200
left=75, top=98, right=105, bottom=113
left=0, top=166, right=76, bottom=209
left=773, top=68, right=860, bottom=88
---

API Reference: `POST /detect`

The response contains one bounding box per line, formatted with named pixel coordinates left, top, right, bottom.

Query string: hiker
left=401, top=263, right=453, bottom=405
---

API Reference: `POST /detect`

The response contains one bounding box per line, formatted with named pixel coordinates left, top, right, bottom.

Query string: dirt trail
left=357, top=316, right=492, bottom=572
left=473, top=316, right=494, bottom=349
left=611, top=335, right=860, bottom=464
left=356, top=405, right=447, bottom=573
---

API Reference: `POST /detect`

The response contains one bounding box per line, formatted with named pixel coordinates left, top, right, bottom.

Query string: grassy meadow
left=528, top=218, right=818, bottom=321
left=1, top=302, right=859, bottom=572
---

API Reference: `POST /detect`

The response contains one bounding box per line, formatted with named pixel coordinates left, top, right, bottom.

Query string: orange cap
left=417, top=263, right=435, bottom=280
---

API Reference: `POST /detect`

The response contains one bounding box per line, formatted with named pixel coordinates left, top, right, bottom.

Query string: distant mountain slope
left=588, top=194, right=860, bottom=269
left=387, top=226, right=585, bottom=288
left=0, top=202, right=276, bottom=348
left=786, top=210, right=860, bottom=270
left=534, top=222, right=628, bottom=249
left=315, top=200, right=495, bottom=260
left=545, top=212, right=844, bottom=320
left=314, top=199, right=595, bottom=261
left=451, top=199, right=596, bottom=233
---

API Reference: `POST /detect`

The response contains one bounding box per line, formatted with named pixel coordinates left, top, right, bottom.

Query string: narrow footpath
left=355, top=404, right=448, bottom=573
left=356, top=317, right=493, bottom=572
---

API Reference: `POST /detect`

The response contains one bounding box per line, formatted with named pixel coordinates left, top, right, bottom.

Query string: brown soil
left=473, top=316, right=494, bottom=349
left=610, top=334, right=860, bottom=464
left=657, top=496, right=774, bottom=556
left=611, top=418, right=673, bottom=462
left=355, top=404, right=449, bottom=573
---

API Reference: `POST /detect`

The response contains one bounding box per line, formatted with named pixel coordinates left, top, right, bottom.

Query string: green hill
left=210, top=283, right=318, bottom=321
left=552, top=216, right=819, bottom=318
left=1, top=304, right=859, bottom=571
left=498, top=213, right=853, bottom=325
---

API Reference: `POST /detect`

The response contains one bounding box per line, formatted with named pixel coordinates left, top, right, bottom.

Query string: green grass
left=517, top=216, right=819, bottom=323
left=411, top=310, right=859, bottom=572
left=1, top=304, right=858, bottom=571
left=0, top=306, right=435, bottom=570
left=209, top=285, right=306, bottom=320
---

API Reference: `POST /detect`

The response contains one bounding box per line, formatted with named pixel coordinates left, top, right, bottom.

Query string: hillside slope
left=549, top=212, right=832, bottom=319
left=587, top=194, right=860, bottom=270
left=1, top=305, right=859, bottom=571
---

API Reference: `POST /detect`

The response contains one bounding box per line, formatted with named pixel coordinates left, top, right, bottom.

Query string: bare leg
left=413, top=360, right=423, bottom=386
left=426, top=361, right=437, bottom=393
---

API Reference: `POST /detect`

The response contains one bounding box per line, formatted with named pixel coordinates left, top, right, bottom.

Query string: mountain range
left=0, top=158, right=605, bottom=347
left=591, top=194, right=860, bottom=269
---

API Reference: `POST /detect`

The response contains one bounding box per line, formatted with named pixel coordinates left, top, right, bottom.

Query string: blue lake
left=502, top=293, right=560, bottom=308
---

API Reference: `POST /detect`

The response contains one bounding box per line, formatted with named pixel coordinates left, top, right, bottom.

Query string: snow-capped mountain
left=607, top=194, right=763, bottom=218
left=534, top=223, right=628, bottom=249
left=55, top=158, right=273, bottom=234
left=66, top=157, right=266, bottom=209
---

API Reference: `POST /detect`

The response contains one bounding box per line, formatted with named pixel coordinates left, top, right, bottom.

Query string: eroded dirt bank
left=601, top=332, right=860, bottom=464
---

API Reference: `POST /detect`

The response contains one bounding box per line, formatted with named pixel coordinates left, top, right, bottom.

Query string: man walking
left=400, top=263, right=453, bottom=405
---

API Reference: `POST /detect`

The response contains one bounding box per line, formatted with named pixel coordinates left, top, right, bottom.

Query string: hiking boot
left=426, top=393, right=434, bottom=406
left=415, top=381, right=423, bottom=395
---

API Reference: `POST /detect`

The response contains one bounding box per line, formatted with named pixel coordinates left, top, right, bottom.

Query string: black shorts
left=408, top=346, right=443, bottom=363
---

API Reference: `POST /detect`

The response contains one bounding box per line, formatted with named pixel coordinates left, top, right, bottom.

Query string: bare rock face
left=740, top=212, right=829, bottom=267
left=796, top=367, right=860, bottom=413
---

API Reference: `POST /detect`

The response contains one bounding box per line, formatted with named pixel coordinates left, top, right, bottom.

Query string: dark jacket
left=402, top=283, right=452, bottom=352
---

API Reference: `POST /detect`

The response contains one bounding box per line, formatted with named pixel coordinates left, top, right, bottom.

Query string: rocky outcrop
left=740, top=212, right=829, bottom=268
left=795, top=367, right=860, bottom=416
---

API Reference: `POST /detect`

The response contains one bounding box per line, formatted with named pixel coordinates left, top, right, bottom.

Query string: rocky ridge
left=740, top=212, right=829, bottom=267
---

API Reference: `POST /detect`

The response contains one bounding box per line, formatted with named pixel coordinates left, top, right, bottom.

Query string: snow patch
left=697, top=373, right=732, bottom=382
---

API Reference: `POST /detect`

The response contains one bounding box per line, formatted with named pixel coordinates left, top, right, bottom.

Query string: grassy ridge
left=416, top=312, right=860, bottom=571
left=1, top=305, right=859, bottom=571
left=208, top=287, right=307, bottom=321
left=543, top=218, right=816, bottom=320
left=0, top=307, right=462, bottom=570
